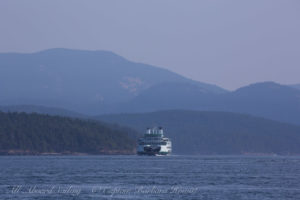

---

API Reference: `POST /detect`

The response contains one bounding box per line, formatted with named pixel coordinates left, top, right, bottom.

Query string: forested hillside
left=0, top=112, right=136, bottom=155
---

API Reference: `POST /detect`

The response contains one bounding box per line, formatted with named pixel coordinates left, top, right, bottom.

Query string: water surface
left=0, top=155, right=299, bottom=199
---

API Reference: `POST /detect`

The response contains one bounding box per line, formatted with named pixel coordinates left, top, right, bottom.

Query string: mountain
left=97, top=110, right=300, bottom=155
left=0, top=112, right=137, bottom=155
left=0, top=48, right=226, bottom=114
left=218, top=82, right=300, bottom=124
left=107, top=82, right=300, bottom=125
left=0, top=105, right=86, bottom=118
left=101, top=81, right=217, bottom=113
left=290, top=84, right=300, bottom=90
left=2, top=48, right=299, bottom=125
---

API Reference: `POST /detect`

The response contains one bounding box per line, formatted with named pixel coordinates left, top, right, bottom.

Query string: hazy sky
left=0, top=0, right=299, bottom=90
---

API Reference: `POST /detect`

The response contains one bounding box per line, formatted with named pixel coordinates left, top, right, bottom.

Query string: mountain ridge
left=290, top=84, right=300, bottom=90
left=107, top=81, right=300, bottom=125
left=0, top=48, right=227, bottom=114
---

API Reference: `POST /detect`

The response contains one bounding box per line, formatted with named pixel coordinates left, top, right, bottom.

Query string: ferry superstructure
left=137, top=127, right=172, bottom=156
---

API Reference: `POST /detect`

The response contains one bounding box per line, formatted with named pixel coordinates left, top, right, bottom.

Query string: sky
left=0, top=0, right=299, bottom=90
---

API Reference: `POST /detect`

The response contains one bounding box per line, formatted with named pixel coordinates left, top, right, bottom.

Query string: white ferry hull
left=137, top=146, right=171, bottom=155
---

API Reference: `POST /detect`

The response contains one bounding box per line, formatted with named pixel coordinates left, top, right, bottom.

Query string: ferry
left=137, top=127, right=172, bottom=156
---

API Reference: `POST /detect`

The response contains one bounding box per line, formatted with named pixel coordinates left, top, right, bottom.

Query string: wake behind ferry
left=137, top=127, right=172, bottom=156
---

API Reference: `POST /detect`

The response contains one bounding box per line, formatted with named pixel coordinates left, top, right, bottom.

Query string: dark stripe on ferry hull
left=137, top=152, right=169, bottom=156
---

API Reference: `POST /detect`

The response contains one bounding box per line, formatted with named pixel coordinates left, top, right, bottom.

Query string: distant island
left=0, top=112, right=136, bottom=155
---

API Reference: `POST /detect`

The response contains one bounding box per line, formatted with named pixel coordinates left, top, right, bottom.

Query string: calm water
left=0, top=155, right=300, bottom=199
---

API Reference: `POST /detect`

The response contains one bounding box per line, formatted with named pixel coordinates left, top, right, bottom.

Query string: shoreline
left=0, top=149, right=136, bottom=156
